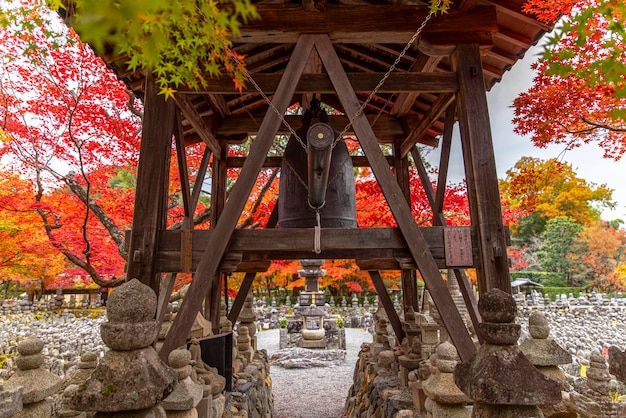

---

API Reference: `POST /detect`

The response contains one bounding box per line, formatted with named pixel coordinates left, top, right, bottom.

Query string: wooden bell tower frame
left=119, top=1, right=550, bottom=363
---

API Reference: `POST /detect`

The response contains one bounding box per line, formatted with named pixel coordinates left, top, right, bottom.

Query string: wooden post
left=452, top=44, right=511, bottom=294
left=208, top=143, right=228, bottom=331
left=126, top=75, right=175, bottom=293
left=369, top=270, right=405, bottom=343
left=227, top=272, right=256, bottom=324
left=394, top=141, right=417, bottom=315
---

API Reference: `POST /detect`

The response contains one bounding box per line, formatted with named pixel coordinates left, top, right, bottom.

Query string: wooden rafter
left=175, top=94, right=221, bottom=158
left=400, top=93, right=455, bottom=158
left=391, top=55, right=443, bottom=116
left=235, top=5, right=498, bottom=44
left=174, top=72, right=459, bottom=95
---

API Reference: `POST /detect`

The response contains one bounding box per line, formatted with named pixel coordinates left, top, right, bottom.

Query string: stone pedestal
left=520, top=311, right=571, bottom=387
left=0, top=383, right=23, bottom=418
left=454, top=289, right=562, bottom=417
left=4, top=336, right=62, bottom=418
left=69, top=279, right=177, bottom=414
left=162, top=349, right=203, bottom=417
left=422, top=341, right=471, bottom=418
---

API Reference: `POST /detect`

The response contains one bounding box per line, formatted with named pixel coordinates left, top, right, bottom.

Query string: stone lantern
left=300, top=305, right=326, bottom=348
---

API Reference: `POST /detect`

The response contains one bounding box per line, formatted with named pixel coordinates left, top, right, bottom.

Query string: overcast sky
left=425, top=44, right=626, bottom=223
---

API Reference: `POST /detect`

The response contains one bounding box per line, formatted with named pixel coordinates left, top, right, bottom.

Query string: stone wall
left=344, top=343, right=414, bottom=418
left=223, top=349, right=274, bottom=418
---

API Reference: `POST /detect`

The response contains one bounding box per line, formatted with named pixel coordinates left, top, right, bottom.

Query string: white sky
left=425, top=44, right=626, bottom=223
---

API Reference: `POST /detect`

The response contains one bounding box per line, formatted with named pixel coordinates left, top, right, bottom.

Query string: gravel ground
left=257, top=328, right=372, bottom=418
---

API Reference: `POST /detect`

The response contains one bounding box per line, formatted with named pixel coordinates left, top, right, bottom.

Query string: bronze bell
left=278, top=104, right=357, bottom=228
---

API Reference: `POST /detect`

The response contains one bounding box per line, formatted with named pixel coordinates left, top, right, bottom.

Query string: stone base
left=0, top=384, right=23, bottom=418
left=212, top=394, right=225, bottom=418
left=165, top=409, right=198, bottom=418
left=408, top=381, right=426, bottom=413
left=432, top=403, right=471, bottom=418
left=300, top=339, right=326, bottom=349
left=93, top=405, right=166, bottom=417
left=196, top=397, right=212, bottom=418
left=370, top=342, right=384, bottom=357
left=473, top=403, right=544, bottom=418
left=13, top=399, right=51, bottom=418
left=223, top=349, right=274, bottom=418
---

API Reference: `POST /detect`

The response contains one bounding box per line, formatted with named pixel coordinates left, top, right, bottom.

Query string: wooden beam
left=160, top=35, right=317, bottom=362
left=175, top=95, right=221, bottom=158
left=155, top=227, right=481, bottom=271
left=400, top=93, right=455, bottom=158
left=226, top=155, right=395, bottom=168
left=211, top=114, right=426, bottom=144
left=126, top=76, right=175, bottom=292
left=453, top=44, right=511, bottom=294
left=175, top=72, right=459, bottom=95
left=433, top=106, right=456, bottom=220
left=227, top=272, right=256, bottom=324
left=174, top=111, right=192, bottom=219
left=369, top=270, right=405, bottom=343
left=234, top=5, right=498, bottom=44
left=391, top=55, right=443, bottom=116
left=314, top=34, right=475, bottom=362
left=410, top=146, right=482, bottom=338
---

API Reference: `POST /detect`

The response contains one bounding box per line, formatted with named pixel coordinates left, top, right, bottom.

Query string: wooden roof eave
left=233, top=4, right=499, bottom=44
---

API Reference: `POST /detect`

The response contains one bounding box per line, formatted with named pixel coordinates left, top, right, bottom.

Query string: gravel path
left=257, top=328, right=372, bottom=418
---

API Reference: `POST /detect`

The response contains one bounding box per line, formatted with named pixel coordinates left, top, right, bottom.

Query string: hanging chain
left=335, top=3, right=439, bottom=142
left=224, top=1, right=440, bottom=150
left=226, top=48, right=307, bottom=149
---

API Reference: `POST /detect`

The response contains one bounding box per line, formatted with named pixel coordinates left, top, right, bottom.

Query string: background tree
left=569, top=221, right=626, bottom=291
left=0, top=173, right=66, bottom=286
left=537, top=216, right=583, bottom=286
left=0, top=12, right=142, bottom=286
left=500, top=156, right=613, bottom=233
left=516, top=0, right=625, bottom=159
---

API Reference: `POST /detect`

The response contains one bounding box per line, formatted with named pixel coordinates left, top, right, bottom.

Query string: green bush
left=540, top=287, right=584, bottom=301
left=335, top=316, right=344, bottom=328
left=279, top=317, right=287, bottom=328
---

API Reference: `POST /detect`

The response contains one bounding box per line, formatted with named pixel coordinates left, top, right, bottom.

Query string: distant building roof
left=511, top=278, right=543, bottom=288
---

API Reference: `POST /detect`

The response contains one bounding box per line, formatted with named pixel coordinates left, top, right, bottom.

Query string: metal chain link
left=335, top=3, right=439, bottom=144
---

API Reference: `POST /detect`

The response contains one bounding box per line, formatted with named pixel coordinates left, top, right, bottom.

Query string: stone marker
left=454, top=288, right=562, bottom=417
left=69, top=279, right=177, bottom=416
left=520, top=310, right=572, bottom=386
left=422, top=341, right=471, bottom=418
left=4, top=336, right=63, bottom=418
left=608, top=346, right=626, bottom=382
left=162, top=348, right=204, bottom=417
left=0, top=383, right=23, bottom=418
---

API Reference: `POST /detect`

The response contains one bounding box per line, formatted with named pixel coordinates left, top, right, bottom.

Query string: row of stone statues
left=346, top=285, right=626, bottom=418
left=1, top=279, right=264, bottom=418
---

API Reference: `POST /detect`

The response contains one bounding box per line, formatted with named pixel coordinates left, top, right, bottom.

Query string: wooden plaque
left=444, top=227, right=473, bottom=267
